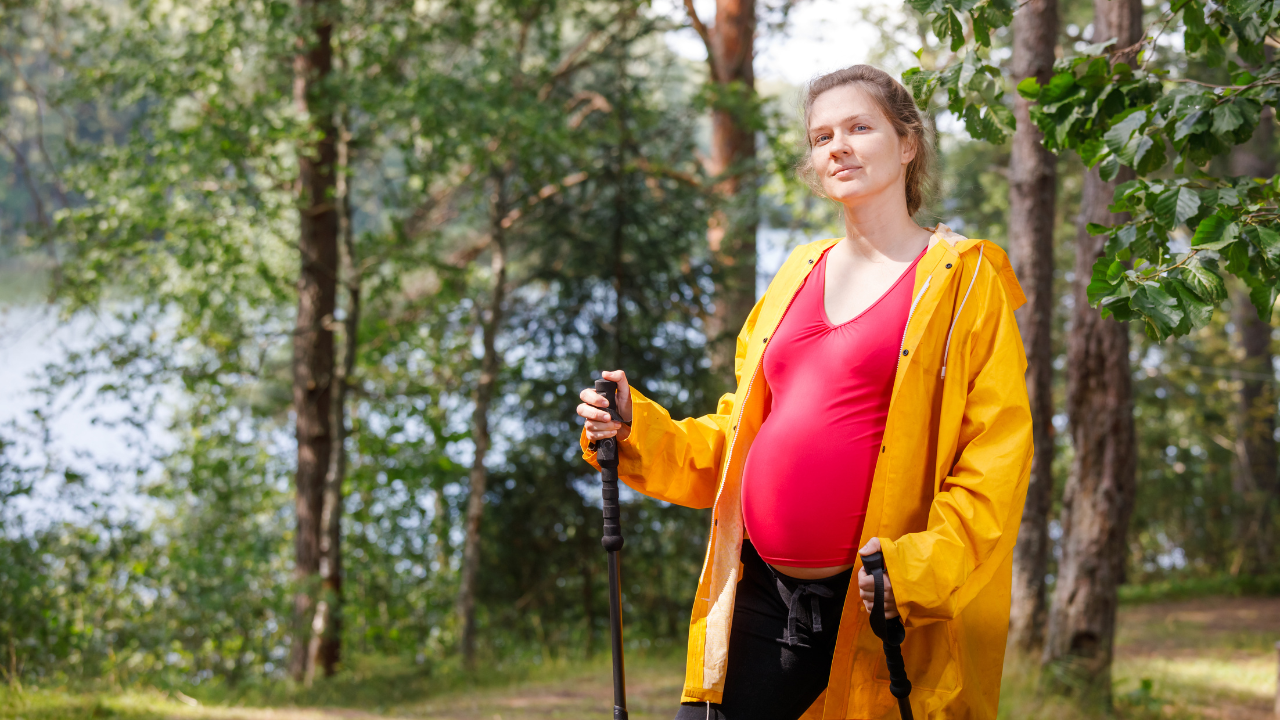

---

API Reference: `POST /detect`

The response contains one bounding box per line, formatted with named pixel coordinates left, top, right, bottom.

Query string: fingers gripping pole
left=594, top=380, right=628, bottom=720
left=862, top=551, right=913, bottom=720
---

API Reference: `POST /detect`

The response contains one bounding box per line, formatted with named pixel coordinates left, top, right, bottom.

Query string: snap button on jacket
left=580, top=224, right=1034, bottom=719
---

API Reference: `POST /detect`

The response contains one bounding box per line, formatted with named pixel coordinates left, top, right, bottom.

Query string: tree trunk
left=1006, top=0, right=1059, bottom=656
left=686, top=0, right=758, bottom=389
left=306, top=128, right=357, bottom=684
left=456, top=174, right=509, bottom=671
left=434, top=486, right=450, bottom=572
left=1229, top=108, right=1277, bottom=576
left=1042, top=164, right=1138, bottom=706
left=289, top=0, right=339, bottom=683
left=1042, top=4, right=1142, bottom=704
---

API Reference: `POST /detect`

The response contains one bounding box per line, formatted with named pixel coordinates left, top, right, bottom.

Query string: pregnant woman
left=576, top=65, right=1033, bottom=720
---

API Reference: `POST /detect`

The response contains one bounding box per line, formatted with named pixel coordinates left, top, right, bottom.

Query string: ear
left=900, top=133, right=918, bottom=165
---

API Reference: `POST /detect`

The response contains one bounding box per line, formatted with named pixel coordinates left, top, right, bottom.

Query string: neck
left=840, top=198, right=930, bottom=262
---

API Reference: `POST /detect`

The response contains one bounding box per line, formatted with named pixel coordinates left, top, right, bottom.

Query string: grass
left=3, top=596, right=1277, bottom=719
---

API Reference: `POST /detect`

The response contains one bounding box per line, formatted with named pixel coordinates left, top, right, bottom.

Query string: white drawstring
left=706, top=700, right=711, bottom=719
left=940, top=245, right=984, bottom=380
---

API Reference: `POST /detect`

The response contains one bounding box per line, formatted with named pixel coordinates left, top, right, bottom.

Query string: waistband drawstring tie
left=774, top=578, right=835, bottom=648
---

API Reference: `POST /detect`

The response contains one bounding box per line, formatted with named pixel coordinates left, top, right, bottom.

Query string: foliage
left=908, top=0, right=1280, bottom=340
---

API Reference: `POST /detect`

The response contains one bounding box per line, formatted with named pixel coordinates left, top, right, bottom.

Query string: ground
left=3, top=596, right=1277, bottom=720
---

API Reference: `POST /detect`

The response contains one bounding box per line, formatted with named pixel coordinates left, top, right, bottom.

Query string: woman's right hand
left=577, top=369, right=634, bottom=444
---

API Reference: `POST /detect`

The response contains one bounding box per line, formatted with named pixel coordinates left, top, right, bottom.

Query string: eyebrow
left=810, top=114, right=875, bottom=134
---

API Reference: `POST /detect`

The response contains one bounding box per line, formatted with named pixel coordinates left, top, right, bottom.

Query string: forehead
left=808, top=84, right=887, bottom=128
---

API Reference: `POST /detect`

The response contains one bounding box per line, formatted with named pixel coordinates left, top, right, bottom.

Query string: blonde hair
left=796, top=65, right=936, bottom=216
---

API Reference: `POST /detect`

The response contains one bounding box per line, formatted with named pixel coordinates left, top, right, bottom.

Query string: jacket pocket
left=873, top=618, right=959, bottom=693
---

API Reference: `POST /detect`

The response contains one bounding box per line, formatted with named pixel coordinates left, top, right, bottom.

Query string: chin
left=824, top=186, right=866, bottom=206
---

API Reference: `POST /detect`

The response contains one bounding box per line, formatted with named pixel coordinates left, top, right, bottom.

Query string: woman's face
left=807, top=84, right=915, bottom=209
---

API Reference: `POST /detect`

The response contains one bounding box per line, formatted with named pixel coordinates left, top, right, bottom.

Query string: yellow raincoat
left=580, top=224, right=1034, bottom=719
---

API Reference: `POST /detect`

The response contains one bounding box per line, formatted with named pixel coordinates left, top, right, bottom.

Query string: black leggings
left=674, top=539, right=853, bottom=720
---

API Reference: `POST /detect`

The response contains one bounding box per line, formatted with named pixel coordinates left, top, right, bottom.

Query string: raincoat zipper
left=699, top=250, right=817, bottom=589
left=896, top=275, right=931, bottom=378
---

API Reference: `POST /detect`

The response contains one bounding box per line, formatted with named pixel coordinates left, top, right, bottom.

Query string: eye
left=853, top=124, right=870, bottom=131
left=814, top=133, right=831, bottom=144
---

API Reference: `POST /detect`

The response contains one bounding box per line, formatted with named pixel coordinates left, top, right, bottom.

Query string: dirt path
left=1115, top=596, right=1280, bottom=720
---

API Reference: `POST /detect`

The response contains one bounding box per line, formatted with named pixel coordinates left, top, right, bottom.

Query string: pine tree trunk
left=456, top=174, right=509, bottom=670
left=289, top=0, right=338, bottom=682
left=1007, top=0, right=1059, bottom=657
left=1042, top=5, right=1142, bottom=703
left=686, top=0, right=758, bottom=389
left=1229, top=108, right=1277, bottom=576
left=1043, top=163, right=1138, bottom=706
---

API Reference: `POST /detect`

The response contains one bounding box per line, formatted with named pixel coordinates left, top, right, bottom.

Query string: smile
left=832, top=166, right=861, bottom=178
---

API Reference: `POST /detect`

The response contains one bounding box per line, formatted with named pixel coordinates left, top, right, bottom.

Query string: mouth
left=832, top=166, right=862, bottom=179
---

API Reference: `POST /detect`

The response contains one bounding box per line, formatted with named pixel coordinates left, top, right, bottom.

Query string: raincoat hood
left=581, top=224, right=1034, bottom=719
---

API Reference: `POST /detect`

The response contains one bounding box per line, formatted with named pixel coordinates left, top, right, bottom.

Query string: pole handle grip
left=595, top=380, right=624, bottom=552
left=594, top=379, right=624, bottom=424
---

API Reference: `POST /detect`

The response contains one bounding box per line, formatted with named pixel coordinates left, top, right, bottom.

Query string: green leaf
left=1190, top=214, right=1238, bottom=250
left=1078, top=137, right=1109, bottom=167
left=1098, top=154, right=1120, bottom=181
left=1130, top=283, right=1184, bottom=341
left=1211, top=102, right=1244, bottom=135
left=1252, top=225, right=1280, bottom=265
left=1181, top=260, right=1227, bottom=302
left=1104, top=110, right=1147, bottom=163
left=1087, top=256, right=1123, bottom=305
left=1155, top=186, right=1201, bottom=227
left=1106, top=259, right=1126, bottom=282
left=949, top=11, right=965, bottom=51
left=1086, top=222, right=1111, bottom=237
left=1167, top=278, right=1215, bottom=330
left=1017, top=76, right=1043, bottom=99
left=1248, top=279, right=1279, bottom=323
left=1175, top=110, right=1210, bottom=140
left=973, top=12, right=991, bottom=46
left=1038, top=72, right=1078, bottom=104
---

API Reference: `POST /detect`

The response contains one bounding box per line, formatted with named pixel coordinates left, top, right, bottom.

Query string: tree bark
left=289, top=0, right=339, bottom=683
left=1042, top=164, right=1138, bottom=706
left=1229, top=108, right=1277, bottom=576
left=686, top=0, right=758, bottom=389
left=456, top=173, right=509, bottom=671
left=1007, top=0, right=1059, bottom=656
left=1042, top=4, right=1142, bottom=704
left=306, top=127, right=357, bottom=684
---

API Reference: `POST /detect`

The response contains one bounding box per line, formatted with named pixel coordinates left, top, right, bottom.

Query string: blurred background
left=1, top=0, right=1278, bottom=718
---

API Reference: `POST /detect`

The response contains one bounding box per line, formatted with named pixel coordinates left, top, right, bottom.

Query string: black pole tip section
left=863, top=550, right=913, bottom=720
left=602, top=536, right=624, bottom=551
left=614, top=706, right=629, bottom=720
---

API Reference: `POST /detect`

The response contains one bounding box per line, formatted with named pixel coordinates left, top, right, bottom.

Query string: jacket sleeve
left=879, top=265, right=1034, bottom=627
left=579, top=292, right=769, bottom=510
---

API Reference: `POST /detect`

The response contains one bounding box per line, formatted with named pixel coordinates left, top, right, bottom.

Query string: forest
left=1, top=0, right=1279, bottom=718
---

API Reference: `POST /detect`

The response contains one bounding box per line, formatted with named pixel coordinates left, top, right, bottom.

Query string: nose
left=827, top=132, right=853, bottom=157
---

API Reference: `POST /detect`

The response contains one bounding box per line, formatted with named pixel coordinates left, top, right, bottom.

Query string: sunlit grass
left=2, top=598, right=1276, bottom=720
left=1117, top=653, right=1277, bottom=706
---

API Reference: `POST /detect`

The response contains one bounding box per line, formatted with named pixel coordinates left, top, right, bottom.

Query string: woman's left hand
left=856, top=537, right=899, bottom=619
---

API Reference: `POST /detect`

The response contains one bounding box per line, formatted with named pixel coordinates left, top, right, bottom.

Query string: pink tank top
left=740, top=245, right=924, bottom=567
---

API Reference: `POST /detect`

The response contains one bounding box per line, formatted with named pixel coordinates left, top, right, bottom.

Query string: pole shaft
left=594, top=379, right=627, bottom=719
left=608, top=550, right=627, bottom=717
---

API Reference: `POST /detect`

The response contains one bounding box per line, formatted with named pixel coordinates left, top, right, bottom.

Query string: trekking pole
left=594, top=379, right=628, bottom=720
left=861, top=551, right=913, bottom=720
